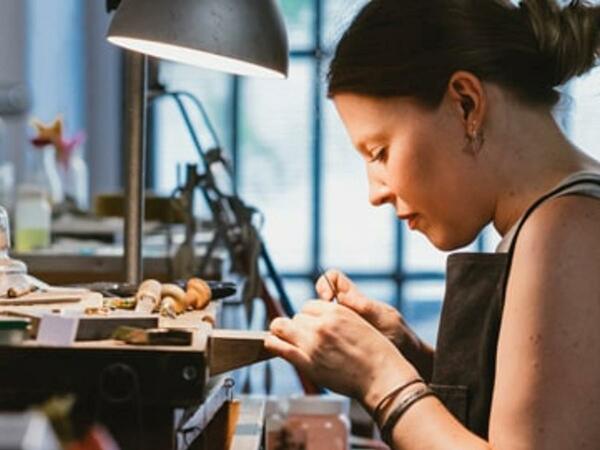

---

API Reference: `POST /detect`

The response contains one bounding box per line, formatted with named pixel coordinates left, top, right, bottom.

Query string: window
left=567, top=66, right=600, bottom=159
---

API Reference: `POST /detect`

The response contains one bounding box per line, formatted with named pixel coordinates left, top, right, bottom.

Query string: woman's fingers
left=269, top=317, right=298, bottom=342
left=337, top=290, right=375, bottom=317
left=264, top=334, right=311, bottom=371
left=268, top=314, right=321, bottom=371
left=301, top=300, right=334, bottom=316
left=270, top=314, right=317, bottom=345
left=315, top=269, right=371, bottom=311
left=315, top=268, right=352, bottom=300
left=314, top=271, right=378, bottom=320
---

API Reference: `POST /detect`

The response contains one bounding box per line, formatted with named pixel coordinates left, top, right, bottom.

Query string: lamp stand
left=122, top=52, right=147, bottom=285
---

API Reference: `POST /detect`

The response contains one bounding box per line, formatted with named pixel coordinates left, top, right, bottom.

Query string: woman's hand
left=265, top=300, right=419, bottom=410
left=315, top=269, right=433, bottom=379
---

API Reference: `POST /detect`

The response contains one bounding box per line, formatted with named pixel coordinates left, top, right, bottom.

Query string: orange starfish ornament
left=31, top=116, right=63, bottom=147
left=30, top=116, right=86, bottom=168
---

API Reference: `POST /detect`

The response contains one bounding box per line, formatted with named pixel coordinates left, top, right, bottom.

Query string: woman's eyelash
left=369, top=148, right=386, bottom=162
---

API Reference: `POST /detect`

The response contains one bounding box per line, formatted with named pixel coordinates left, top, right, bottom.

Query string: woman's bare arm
left=489, top=195, right=600, bottom=449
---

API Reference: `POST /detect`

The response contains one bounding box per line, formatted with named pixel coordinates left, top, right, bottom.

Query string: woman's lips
left=399, top=213, right=419, bottom=230
left=407, top=214, right=418, bottom=230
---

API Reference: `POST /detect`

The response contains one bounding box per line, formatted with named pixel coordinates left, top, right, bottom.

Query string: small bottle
left=25, top=144, right=63, bottom=206
left=58, top=146, right=89, bottom=210
left=0, top=205, right=28, bottom=297
left=14, top=185, right=51, bottom=252
left=285, top=396, right=350, bottom=450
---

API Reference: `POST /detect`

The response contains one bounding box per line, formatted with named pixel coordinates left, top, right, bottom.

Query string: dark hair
left=327, top=0, right=600, bottom=108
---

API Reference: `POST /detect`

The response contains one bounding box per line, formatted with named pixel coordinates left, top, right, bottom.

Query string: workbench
left=0, top=305, right=270, bottom=450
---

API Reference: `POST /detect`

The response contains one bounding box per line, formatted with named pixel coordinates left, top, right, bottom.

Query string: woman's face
left=334, top=93, right=493, bottom=251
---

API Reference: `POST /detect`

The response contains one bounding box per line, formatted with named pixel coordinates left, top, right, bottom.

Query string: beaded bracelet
left=380, top=385, right=437, bottom=446
left=372, top=377, right=424, bottom=424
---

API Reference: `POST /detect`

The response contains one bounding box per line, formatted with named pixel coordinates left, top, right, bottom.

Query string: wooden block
left=208, top=330, right=273, bottom=376
left=37, top=314, right=79, bottom=346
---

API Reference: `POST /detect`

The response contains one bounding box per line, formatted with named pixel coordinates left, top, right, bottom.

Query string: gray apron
left=430, top=176, right=600, bottom=438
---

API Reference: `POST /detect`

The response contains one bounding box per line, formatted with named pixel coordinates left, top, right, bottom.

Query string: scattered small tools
left=131, top=277, right=217, bottom=318
left=134, top=279, right=162, bottom=314
left=5, top=285, right=39, bottom=299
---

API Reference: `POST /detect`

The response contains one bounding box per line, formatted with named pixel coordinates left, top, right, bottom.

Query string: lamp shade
left=107, top=0, right=289, bottom=78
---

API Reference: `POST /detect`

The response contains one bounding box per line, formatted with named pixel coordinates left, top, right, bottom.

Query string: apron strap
left=501, top=176, right=600, bottom=305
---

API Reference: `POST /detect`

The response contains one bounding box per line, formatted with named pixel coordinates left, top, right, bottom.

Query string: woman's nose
left=368, top=178, right=392, bottom=206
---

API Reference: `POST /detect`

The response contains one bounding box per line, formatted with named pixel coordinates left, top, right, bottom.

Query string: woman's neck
left=489, top=108, right=600, bottom=237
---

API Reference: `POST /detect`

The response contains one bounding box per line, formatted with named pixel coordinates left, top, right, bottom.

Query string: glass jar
left=14, top=185, right=51, bottom=252
left=0, top=205, right=29, bottom=297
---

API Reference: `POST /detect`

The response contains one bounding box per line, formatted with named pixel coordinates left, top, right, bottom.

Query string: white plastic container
left=14, top=185, right=51, bottom=252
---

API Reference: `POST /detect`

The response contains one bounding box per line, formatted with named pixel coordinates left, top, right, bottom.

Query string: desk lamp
left=106, top=0, right=288, bottom=284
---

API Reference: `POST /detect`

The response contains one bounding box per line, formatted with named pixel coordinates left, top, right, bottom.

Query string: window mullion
left=312, top=0, right=324, bottom=272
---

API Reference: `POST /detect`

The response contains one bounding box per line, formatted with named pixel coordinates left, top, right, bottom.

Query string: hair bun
left=520, top=0, right=600, bottom=87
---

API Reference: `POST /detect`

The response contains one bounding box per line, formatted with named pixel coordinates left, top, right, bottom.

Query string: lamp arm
left=169, top=91, right=222, bottom=151
left=149, top=92, right=211, bottom=171
left=171, top=92, right=236, bottom=187
left=150, top=92, right=236, bottom=195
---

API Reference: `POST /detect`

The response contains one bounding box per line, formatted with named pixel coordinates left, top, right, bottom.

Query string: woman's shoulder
left=508, top=192, right=600, bottom=293
left=497, top=170, right=600, bottom=252
left=516, top=192, right=600, bottom=264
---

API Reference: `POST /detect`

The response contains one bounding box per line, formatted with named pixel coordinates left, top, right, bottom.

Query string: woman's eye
left=369, top=148, right=386, bottom=163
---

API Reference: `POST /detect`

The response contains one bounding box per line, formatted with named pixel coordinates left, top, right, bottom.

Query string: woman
left=264, top=0, right=600, bottom=448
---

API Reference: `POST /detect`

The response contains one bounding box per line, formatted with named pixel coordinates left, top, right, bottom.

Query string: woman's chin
left=422, top=228, right=477, bottom=252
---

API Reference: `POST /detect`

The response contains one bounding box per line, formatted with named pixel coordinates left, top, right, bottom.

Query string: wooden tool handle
left=208, top=330, right=273, bottom=376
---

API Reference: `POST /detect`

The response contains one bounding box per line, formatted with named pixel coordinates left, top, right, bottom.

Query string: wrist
left=377, top=381, right=426, bottom=426
left=361, top=351, right=420, bottom=413
left=379, top=384, right=437, bottom=446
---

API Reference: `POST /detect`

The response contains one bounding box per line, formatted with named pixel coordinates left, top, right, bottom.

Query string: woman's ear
left=447, top=71, right=487, bottom=133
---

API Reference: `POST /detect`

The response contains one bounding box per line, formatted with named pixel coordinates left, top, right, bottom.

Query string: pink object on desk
left=267, top=396, right=350, bottom=450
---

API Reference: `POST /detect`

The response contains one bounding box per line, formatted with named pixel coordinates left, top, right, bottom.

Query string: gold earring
left=463, top=122, right=485, bottom=154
